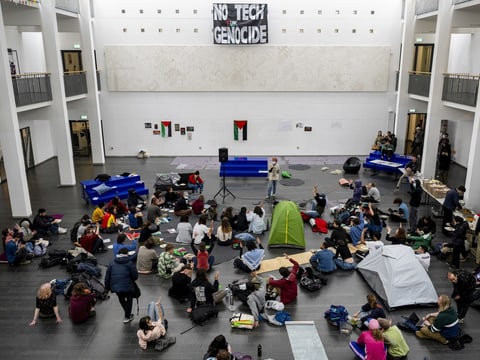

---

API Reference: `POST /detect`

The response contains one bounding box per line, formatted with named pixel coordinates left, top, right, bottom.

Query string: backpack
left=324, top=305, right=349, bottom=327
left=33, top=243, right=47, bottom=257
left=64, top=272, right=109, bottom=300
left=95, top=174, right=110, bottom=182
left=66, top=253, right=98, bottom=274
left=228, top=279, right=252, bottom=305
left=190, top=303, right=218, bottom=325
left=299, top=267, right=326, bottom=292
left=39, top=249, right=68, bottom=268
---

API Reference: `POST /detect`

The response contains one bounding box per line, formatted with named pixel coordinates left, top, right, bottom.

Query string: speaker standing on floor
left=219, top=147, right=229, bottom=163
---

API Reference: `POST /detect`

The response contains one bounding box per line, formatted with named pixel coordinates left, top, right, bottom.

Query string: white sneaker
left=58, top=227, right=68, bottom=234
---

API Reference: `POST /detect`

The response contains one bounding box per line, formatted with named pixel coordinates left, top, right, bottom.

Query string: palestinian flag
left=234, top=120, right=248, bottom=141
left=161, top=121, right=172, bottom=137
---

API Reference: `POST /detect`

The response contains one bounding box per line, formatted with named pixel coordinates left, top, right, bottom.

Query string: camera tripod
left=214, top=166, right=236, bottom=203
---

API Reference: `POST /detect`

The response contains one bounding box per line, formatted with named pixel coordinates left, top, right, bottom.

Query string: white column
left=421, top=1, right=453, bottom=179
left=464, top=106, right=480, bottom=209
left=39, top=0, right=76, bottom=185
left=0, top=3, right=32, bottom=217
left=394, top=0, right=417, bottom=155
left=79, top=0, right=105, bottom=165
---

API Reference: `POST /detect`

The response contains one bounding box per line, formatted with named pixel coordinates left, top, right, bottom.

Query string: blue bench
left=80, top=175, right=149, bottom=205
left=219, top=157, right=268, bottom=177
left=363, top=151, right=412, bottom=176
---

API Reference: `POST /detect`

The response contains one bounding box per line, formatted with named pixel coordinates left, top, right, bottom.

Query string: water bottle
left=257, top=344, right=262, bottom=357
left=226, top=288, right=235, bottom=311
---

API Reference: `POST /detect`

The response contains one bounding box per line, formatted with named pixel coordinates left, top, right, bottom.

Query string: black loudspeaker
left=219, top=147, right=229, bottom=163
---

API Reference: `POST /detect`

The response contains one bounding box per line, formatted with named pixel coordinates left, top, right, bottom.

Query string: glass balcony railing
left=442, top=73, right=479, bottom=107
left=64, top=71, right=88, bottom=97
left=415, top=0, right=439, bottom=15
left=408, top=72, right=431, bottom=97
left=55, top=0, right=79, bottom=13
left=12, top=73, right=53, bottom=107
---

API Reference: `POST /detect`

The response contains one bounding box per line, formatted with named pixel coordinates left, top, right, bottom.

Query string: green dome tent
left=268, top=201, right=305, bottom=249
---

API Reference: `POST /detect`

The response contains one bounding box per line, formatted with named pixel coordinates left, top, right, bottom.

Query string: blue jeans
left=335, top=258, right=357, bottom=270
left=147, top=301, right=166, bottom=326
left=267, top=180, right=277, bottom=197
left=188, top=183, right=203, bottom=193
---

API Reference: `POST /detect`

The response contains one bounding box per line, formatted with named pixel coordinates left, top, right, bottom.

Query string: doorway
left=405, top=113, right=427, bottom=156
left=61, top=50, right=83, bottom=72
left=20, top=127, right=35, bottom=169
left=413, top=44, right=434, bottom=73
left=69, top=120, right=91, bottom=156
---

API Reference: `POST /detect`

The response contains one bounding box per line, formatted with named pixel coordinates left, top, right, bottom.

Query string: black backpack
left=300, top=267, right=326, bottom=292
left=190, top=303, right=218, bottom=325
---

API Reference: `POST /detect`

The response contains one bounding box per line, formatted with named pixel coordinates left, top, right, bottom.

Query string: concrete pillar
left=78, top=0, right=105, bottom=165
left=464, top=106, right=480, bottom=209
left=421, top=1, right=453, bottom=179
left=39, top=0, right=76, bottom=185
left=0, top=3, right=32, bottom=217
left=394, top=0, right=417, bottom=155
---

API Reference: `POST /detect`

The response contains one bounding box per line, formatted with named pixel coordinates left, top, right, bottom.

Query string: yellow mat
left=257, top=251, right=314, bottom=274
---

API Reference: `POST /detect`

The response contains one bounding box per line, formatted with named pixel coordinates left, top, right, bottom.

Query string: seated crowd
left=5, top=175, right=476, bottom=360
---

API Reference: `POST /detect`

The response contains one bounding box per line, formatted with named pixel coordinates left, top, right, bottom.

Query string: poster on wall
left=174, top=123, right=180, bottom=131
left=213, top=3, right=268, bottom=45
left=234, top=120, right=248, bottom=140
left=180, top=128, right=186, bottom=135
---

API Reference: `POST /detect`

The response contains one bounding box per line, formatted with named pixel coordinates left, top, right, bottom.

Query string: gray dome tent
left=357, top=245, right=438, bottom=310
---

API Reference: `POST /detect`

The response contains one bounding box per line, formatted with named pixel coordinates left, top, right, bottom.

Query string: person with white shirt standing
left=266, top=157, right=280, bottom=199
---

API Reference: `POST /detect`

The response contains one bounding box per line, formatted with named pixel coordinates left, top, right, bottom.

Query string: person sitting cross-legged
left=310, top=241, right=337, bottom=274
left=157, top=244, right=184, bottom=279
left=233, top=237, right=264, bottom=273
left=191, top=239, right=215, bottom=272
left=415, top=294, right=459, bottom=345
left=268, top=254, right=299, bottom=305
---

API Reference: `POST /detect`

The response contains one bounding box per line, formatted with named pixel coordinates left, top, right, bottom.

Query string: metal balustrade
left=55, top=0, right=79, bottom=13
left=442, top=73, right=479, bottom=107
left=63, top=71, right=88, bottom=97
left=408, top=72, right=431, bottom=97
left=11, top=73, right=53, bottom=107
left=415, top=0, right=439, bottom=15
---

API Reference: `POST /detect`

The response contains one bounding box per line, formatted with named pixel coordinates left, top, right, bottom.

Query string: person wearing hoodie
left=245, top=272, right=266, bottom=328
left=105, top=247, right=139, bottom=324
left=233, top=237, right=264, bottom=273
left=127, top=188, right=147, bottom=211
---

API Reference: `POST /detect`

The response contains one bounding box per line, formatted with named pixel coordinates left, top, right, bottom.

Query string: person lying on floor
left=137, top=296, right=176, bottom=351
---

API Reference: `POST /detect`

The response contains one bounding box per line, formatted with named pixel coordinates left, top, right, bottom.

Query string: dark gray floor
left=0, top=156, right=478, bottom=360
